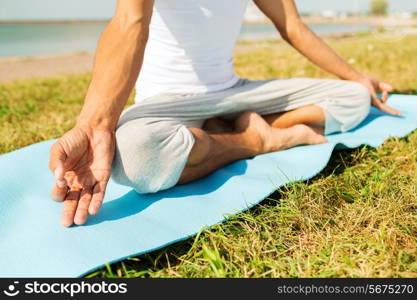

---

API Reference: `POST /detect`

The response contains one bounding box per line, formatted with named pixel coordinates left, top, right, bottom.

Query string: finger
left=380, top=82, right=394, bottom=92
left=89, top=181, right=108, bottom=215
left=51, top=183, right=68, bottom=202
left=379, top=82, right=393, bottom=103
left=49, top=143, right=67, bottom=188
left=372, top=96, right=385, bottom=111
left=74, top=188, right=93, bottom=226
left=381, top=89, right=389, bottom=103
left=61, top=190, right=80, bottom=227
left=378, top=103, right=402, bottom=116
left=370, top=89, right=381, bottom=107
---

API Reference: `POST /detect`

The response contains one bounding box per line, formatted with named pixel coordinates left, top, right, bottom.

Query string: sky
left=1, top=0, right=417, bottom=21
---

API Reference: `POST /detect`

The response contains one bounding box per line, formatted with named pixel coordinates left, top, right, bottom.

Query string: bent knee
left=330, top=81, right=371, bottom=132
left=111, top=119, right=195, bottom=194
left=111, top=121, right=158, bottom=193
left=350, top=81, right=371, bottom=103
left=346, top=81, right=371, bottom=130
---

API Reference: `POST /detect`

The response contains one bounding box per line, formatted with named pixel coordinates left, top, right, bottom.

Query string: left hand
left=355, top=75, right=402, bottom=116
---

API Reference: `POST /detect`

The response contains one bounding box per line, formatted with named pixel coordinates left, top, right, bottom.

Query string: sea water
left=0, top=22, right=373, bottom=58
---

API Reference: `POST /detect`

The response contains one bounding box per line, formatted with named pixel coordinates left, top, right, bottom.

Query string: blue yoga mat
left=1, top=95, right=416, bottom=277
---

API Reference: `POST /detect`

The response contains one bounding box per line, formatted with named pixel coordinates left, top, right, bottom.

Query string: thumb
left=379, top=82, right=393, bottom=103
left=49, top=142, right=68, bottom=188
left=368, top=86, right=381, bottom=107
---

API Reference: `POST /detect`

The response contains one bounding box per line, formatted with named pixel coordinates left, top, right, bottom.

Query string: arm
left=78, top=0, right=153, bottom=130
left=49, top=0, right=154, bottom=226
left=254, top=0, right=401, bottom=115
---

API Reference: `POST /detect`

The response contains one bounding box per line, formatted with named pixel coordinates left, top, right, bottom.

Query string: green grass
left=1, top=35, right=417, bottom=278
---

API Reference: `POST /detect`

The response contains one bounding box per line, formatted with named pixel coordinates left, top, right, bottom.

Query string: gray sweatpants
left=112, top=78, right=371, bottom=194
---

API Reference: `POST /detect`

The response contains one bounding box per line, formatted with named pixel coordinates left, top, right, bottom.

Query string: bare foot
left=281, top=124, right=328, bottom=149
left=234, top=111, right=327, bottom=154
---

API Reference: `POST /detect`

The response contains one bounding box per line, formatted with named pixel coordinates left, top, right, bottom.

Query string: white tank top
left=135, top=0, right=249, bottom=102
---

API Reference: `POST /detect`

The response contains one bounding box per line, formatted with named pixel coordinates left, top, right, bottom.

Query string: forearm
left=284, top=21, right=363, bottom=81
left=77, top=15, right=150, bottom=131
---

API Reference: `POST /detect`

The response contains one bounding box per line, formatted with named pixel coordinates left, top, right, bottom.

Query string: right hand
left=49, top=126, right=115, bottom=227
left=355, top=75, right=402, bottom=116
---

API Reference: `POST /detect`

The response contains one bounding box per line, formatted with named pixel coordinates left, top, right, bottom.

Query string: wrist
left=76, top=115, right=116, bottom=132
left=342, top=71, right=364, bottom=83
left=76, top=102, right=119, bottom=132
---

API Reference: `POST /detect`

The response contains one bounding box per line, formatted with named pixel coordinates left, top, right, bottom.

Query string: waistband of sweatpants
left=137, top=78, right=252, bottom=103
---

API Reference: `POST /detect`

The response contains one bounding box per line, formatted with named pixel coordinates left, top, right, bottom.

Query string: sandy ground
left=301, top=16, right=417, bottom=26
left=0, top=37, right=347, bottom=83
left=0, top=53, right=94, bottom=83
left=1, top=26, right=417, bottom=84
left=0, top=44, right=279, bottom=83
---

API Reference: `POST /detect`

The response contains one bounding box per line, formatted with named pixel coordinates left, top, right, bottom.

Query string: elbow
left=278, top=18, right=304, bottom=44
left=280, top=31, right=291, bottom=43
left=110, top=14, right=151, bottom=43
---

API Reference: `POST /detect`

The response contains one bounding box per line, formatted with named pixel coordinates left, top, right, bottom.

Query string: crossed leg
left=179, top=105, right=327, bottom=184
left=112, top=79, right=371, bottom=193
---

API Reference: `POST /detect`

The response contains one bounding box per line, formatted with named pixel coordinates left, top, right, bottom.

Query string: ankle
left=233, top=129, right=265, bottom=156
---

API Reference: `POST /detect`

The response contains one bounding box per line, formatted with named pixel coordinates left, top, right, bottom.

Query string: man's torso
left=135, top=0, right=249, bottom=102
